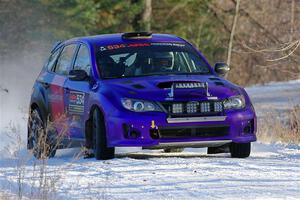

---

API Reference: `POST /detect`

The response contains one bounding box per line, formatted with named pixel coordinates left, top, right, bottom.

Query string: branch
left=255, top=63, right=300, bottom=77
left=165, top=1, right=189, bottom=20
left=266, top=40, right=300, bottom=62
left=230, top=0, right=300, bottom=63
left=226, top=0, right=240, bottom=66
left=242, top=39, right=300, bottom=53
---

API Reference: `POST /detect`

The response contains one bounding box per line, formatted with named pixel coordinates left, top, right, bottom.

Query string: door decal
left=69, top=91, right=85, bottom=114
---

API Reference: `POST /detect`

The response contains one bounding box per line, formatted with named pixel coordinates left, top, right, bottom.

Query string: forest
left=1, top=1, right=300, bottom=199
left=1, top=0, right=299, bottom=86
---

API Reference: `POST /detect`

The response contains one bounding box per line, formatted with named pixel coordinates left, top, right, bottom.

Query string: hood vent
left=132, top=84, right=146, bottom=89
left=209, top=77, right=221, bottom=81
left=214, top=81, right=224, bottom=86
left=121, top=80, right=133, bottom=84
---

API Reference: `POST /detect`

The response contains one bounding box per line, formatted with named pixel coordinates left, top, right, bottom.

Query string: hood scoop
left=157, top=81, right=210, bottom=99
left=157, top=81, right=173, bottom=89
left=157, top=81, right=206, bottom=89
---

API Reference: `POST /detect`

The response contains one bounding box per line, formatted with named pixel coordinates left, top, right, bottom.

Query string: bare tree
left=141, top=0, right=152, bottom=31
left=226, top=0, right=240, bottom=67
left=290, top=0, right=295, bottom=42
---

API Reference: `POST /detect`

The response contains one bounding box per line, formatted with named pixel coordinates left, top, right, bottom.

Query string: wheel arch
left=85, top=104, right=108, bottom=146
left=88, top=104, right=107, bottom=121
left=30, top=82, right=50, bottom=123
left=29, top=100, right=48, bottom=124
left=28, top=101, right=47, bottom=150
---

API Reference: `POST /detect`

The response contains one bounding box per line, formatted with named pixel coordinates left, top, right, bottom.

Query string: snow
left=1, top=143, right=300, bottom=199
left=1, top=79, right=300, bottom=199
left=245, top=79, right=300, bottom=116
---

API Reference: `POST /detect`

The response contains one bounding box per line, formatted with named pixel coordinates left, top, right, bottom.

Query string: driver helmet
left=152, top=52, right=174, bottom=72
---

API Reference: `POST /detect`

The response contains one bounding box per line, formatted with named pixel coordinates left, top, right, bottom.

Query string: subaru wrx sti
left=28, top=32, right=256, bottom=160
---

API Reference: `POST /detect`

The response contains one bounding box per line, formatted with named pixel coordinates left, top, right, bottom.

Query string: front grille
left=159, top=126, right=229, bottom=139
left=161, top=101, right=224, bottom=116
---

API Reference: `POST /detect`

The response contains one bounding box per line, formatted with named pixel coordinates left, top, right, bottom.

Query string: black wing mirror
left=68, top=69, right=88, bottom=81
left=214, top=62, right=230, bottom=76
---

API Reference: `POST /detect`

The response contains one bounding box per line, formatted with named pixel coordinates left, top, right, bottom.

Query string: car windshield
left=96, top=42, right=211, bottom=79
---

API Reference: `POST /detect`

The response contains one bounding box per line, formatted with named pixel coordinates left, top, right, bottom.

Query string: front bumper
left=106, top=108, right=257, bottom=148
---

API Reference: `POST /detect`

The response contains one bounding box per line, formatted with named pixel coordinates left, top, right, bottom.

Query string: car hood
left=101, top=75, right=243, bottom=101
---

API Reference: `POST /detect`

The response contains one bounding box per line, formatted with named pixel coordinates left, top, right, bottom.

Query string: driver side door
left=64, top=44, right=91, bottom=139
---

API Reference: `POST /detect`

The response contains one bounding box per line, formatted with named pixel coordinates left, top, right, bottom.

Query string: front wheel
left=92, top=108, right=115, bottom=160
left=230, top=142, right=251, bottom=158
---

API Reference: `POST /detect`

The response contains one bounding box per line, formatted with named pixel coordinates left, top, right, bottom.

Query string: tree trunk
left=141, top=0, right=152, bottom=31
left=226, top=0, right=240, bottom=67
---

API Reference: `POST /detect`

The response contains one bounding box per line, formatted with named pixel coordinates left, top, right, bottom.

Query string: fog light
left=201, top=102, right=210, bottom=112
left=172, top=103, right=183, bottom=113
left=129, top=130, right=140, bottom=138
left=214, top=102, right=223, bottom=112
left=243, top=125, right=251, bottom=134
left=243, top=119, right=254, bottom=134
left=187, top=102, right=198, bottom=113
left=122, top=124, right=141, bottom=139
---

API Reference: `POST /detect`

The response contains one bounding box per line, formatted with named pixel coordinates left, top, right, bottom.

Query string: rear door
left=64, top=44, right=92, bottom=139
left=49, top=44, right=77, bottom=135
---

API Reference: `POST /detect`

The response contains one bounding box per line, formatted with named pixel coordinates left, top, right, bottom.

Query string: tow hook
left=150, top=120, right=160, bottom=139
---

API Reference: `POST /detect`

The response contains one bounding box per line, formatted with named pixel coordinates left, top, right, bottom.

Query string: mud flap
left=207, top=144, right=230, bottom=154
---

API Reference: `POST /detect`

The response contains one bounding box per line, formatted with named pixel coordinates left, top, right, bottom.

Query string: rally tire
left=28, top=108, right=56, bottom=159
left=93, top=108, right=115, bottom=160
left=230, top=142, right=251, bottom=158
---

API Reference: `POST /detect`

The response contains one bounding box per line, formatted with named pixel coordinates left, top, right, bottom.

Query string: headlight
left=121, top=98, right=162, bottom=112
left=223, top=95, right=245, bottom=110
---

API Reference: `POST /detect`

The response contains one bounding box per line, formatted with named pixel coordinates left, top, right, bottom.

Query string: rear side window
left=55, top=44, right=77, bottom=75
left=73, top=45, right=91, bottom=75
left=46, top=48, right=61, bottom=71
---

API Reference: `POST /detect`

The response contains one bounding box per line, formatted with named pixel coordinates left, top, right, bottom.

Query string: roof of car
left=67, top=33, right=186, bottom=46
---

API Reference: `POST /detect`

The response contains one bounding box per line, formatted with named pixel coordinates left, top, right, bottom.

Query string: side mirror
left=68, top=69, right=88, bottom=81
left=214, top=62, right=230, bottom=76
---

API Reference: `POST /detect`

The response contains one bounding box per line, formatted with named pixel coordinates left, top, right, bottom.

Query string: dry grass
left=1, top=112, right=84, bottom=200
left=0, top=192, right=14, bottom=200
left=258, top=105, right=300, bottom=144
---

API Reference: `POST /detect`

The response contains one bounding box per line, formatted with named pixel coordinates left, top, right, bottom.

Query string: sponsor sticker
left=68, top=91, right=85, bottom=114
left=99, top=42, right=185, bottom=51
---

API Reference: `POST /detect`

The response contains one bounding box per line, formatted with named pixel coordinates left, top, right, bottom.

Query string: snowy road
left=1, top=143, right=300, bottom=199
left=1, top=80, right=300, bottom=199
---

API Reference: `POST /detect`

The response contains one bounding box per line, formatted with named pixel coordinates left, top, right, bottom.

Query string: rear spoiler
left=51, top=41, right=63, bottom=53
left=122, top=32, right=152, bottom=39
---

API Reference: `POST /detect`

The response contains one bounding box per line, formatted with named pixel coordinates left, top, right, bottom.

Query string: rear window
left=55, top=44, right=77, bottom=75
left=45, top=48, right=61, bottom=71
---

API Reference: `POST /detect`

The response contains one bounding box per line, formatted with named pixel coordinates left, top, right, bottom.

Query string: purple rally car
left=27, top=32, right=256, bottom=160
